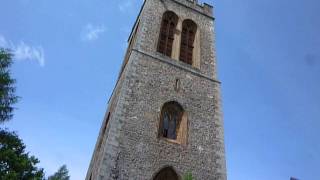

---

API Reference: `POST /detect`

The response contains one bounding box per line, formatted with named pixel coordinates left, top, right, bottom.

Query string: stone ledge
left=170, top=0, right=214, bottom=19
left=132, top=48, right=221, bottom=84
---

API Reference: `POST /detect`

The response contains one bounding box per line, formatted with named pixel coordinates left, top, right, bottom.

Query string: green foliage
left=0, top=128, right=45, bottom=180
left=0, top=48, right=19, bottom=123
left=0, top=49, right=65, bottom=180
left=48, top=165, right=70, bottom=180
left=183, top=171, right=193, bottom=180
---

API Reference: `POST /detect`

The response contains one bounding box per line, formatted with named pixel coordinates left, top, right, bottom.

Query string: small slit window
left=97, top=112, right=110, bottom=150
left=157, top=11, right=179, bottom=57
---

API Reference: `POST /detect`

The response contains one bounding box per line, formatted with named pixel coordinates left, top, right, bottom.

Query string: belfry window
left=159, top=101, right=187, bottom=144
left=179, top=19, right=197, bottom=65
left=157, top=11, right=179, bottom=57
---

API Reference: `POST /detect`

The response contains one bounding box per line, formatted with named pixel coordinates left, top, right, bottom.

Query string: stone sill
left=159, top=137, right=182, bottom=145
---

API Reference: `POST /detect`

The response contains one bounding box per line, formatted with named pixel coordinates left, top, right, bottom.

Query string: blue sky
left=1, top=0, right=319, bottom=179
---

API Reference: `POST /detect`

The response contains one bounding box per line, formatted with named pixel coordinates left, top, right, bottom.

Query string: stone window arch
left=153, top=166, right=179, bottom=180
left=179, top=19, right=197, bottom=65
left=159, top=101, right=188, bottom=144
left=157, top=11, right=179, bottom=57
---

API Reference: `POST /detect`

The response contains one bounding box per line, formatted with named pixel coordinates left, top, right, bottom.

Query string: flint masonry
left=86, top=0, right=227, bottom=179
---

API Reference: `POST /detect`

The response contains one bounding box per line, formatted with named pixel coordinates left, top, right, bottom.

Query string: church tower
left=86, top=0, right=227, bottom=179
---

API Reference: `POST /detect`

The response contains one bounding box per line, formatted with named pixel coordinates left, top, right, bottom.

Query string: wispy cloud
left=81, top=24, right=106, bottom=42
left=14, top=42, right=45, bottom=66
left=118, top=0, right=133, bottom=13
left=118, top=0, right=144, bottom=14
left=0, top=35, right=45, bottom=67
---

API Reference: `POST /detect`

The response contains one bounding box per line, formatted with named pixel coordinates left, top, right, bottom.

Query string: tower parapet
left=173, top=0, right=213, bottom=17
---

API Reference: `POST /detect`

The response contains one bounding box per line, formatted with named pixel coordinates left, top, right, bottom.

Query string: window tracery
left=179, top=19, right=197, bottom=65
left=157, top=11, right=179, bottom=57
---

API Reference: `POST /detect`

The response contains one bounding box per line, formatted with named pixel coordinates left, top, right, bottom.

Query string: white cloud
left=0, top=35, right=45, bottom=67
left=118, top=0, right=133, bottom=13
left=14, top=42, right=45, bottom=67
left=118, top=0, right=144, bottom=14
left=81, top=24, right=106, bottom=42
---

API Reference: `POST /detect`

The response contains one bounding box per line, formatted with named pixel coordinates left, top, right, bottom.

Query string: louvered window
left=179, top=20, right=197, bottom=65
left=157, top=11, right=178, bottom=57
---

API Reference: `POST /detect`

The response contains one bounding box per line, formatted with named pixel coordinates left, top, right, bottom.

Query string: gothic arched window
left=179, top=19, right=197, bottom=65
left=157, top=11, right=179, bottom=57
left=159, top=101, right=187, bottom=144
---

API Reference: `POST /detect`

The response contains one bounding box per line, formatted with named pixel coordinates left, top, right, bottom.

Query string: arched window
left=179, top=19, right=197, bottom=65
left=157, top=11, right=179, bottom=57
left=159, top=101, right=188, bottom=144
left=153, top=167, right=179, bottom=180
left=160, top=102, right=183, bottom=140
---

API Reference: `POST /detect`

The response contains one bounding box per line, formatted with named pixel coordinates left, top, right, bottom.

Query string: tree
left=48, top=165, right=70, bottom=180
left=183, top=172, right=193, bottom=180
left=0, top=49, right=54, bottom=180
left=0, top=128, right=45, bottom=180
left=0, top=48, right=18, bottom=123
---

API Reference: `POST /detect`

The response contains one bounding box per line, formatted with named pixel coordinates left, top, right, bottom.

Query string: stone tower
left=86, top=0, right=227, bottom=179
